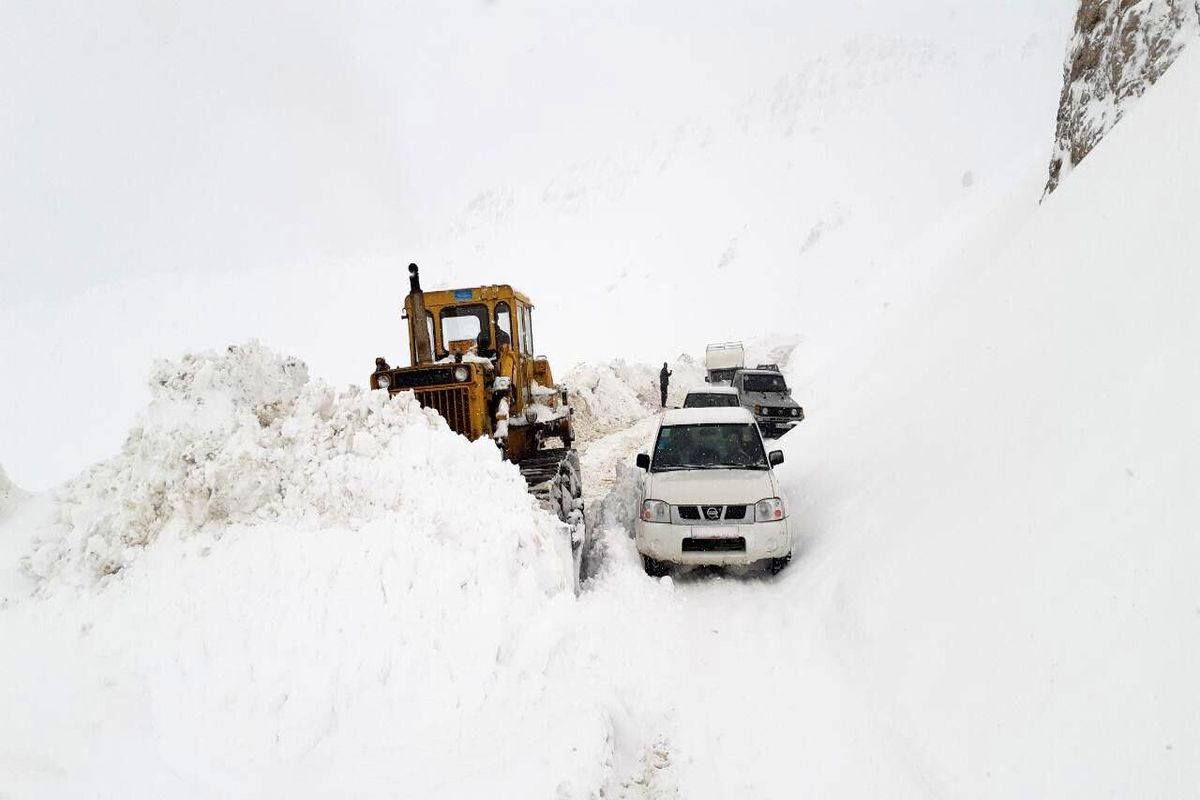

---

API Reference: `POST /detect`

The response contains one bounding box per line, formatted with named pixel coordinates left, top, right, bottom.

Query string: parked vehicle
left=704, top=341, right=745, bottom=385
left=731, top=366, right=804, bottom=438
left=633, top=407, right=792, bottom=576
left=682, top=385, right=741, bottom=409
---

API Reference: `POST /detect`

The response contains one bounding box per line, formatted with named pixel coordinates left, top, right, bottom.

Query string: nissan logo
left=704, top=506, right=721, bottom=521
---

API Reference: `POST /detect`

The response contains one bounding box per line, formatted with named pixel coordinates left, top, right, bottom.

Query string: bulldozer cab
left=407, top=286, right=529, bottom=360
left=405, top=285, right=542, bottom=409
left=373, top=264, right=570, bottom=465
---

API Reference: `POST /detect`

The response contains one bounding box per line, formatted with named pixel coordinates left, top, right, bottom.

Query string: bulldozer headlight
left=377, top=374, right=391, bottom=389
left=454, top=366, right=470, bottom=382
left=641, top=500, right=670, bottom=523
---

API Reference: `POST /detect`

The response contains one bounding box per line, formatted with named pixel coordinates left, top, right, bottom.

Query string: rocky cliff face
left=1046, top=0, right=1199, bottom=194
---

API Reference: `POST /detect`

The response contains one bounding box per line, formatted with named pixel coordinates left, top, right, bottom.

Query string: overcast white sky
left=0, top=0, right=1073, bottom=489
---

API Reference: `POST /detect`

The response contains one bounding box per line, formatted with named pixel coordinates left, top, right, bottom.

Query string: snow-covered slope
left=0, top=1, right=1074, bottom=490
left=776, top=45, right=1200, bottom=798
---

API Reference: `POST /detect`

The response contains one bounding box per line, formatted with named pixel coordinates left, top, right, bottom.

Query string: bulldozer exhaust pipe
left=408, top=262, right=434, bottom=365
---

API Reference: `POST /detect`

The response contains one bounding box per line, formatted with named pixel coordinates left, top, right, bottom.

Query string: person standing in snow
left=659, top=362, right=672, bottom=408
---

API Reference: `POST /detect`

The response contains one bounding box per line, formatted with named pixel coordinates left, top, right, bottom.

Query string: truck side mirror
left=636, top=453, right=651, bottom=470
left=768, top=450, right=784, bottom=466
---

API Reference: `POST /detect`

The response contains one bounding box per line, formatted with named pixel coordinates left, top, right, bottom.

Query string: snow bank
left=0, top=342, right=596, bottom=796
left=0, top=465, right=25, bottom=522
left=22, top=342, right=571, bottom=589
left=777, top=46, right=1200, bottom=798
left=564, top=355, right=704, bottom=440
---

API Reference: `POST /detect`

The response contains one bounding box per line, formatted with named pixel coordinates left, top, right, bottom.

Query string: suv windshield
left=651, top=423, right=768, bottom=471
left=683, top=392, right=740, bottom=408
left=743, top=373, right=788, bottom=393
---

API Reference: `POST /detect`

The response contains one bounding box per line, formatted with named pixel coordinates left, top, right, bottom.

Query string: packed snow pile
left=0, top=342, right=601, bottom=797
left=20, top=341, right=574, bottom=591
left=1046, top=0, right=1199, bottom=192
left=564, top=355, right=705, bottom=440
left=0, top=465, right=26, bottom=523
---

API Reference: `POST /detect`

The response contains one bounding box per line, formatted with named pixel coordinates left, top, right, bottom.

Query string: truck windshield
left=743, top=373, right=788, bottom=393
left=683, top=393, right=739, bottom=409
left=651, top=424, right=768, bottom=471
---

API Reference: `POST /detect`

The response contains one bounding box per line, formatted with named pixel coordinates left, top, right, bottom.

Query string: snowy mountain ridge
left=1047, top=0, right=1199, bottom=191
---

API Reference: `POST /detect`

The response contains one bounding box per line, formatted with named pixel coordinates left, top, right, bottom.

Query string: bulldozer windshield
left=440, top=305, right=489, bottom=351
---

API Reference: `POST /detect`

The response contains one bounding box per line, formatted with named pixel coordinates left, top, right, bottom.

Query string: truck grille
left=677, top=505, right=748, bottom=522
left=414, top=386, right=473, bottom=438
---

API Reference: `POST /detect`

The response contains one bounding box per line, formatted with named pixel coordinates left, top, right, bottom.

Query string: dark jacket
left=659, top=366, right=672, bottom=387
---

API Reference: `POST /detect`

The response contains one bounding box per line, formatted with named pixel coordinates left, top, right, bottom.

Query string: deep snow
left=773, top=45, right=1200, bottom=798
left=3, top=3, right=1198, bottom=798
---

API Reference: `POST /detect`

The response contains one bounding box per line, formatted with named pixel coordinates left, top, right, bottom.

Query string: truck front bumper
left=635, top=518, right=792, bottom=566
left=756, top=418, right=800, bottom=438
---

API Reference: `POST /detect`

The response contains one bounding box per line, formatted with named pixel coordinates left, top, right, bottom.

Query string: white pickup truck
left=633, top=407, right=792, bottom=576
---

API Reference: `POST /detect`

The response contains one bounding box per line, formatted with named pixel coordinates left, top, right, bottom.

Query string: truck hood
left=742, top=391, right=798, bottom=405
left=644, top=469, right=779, bottom=505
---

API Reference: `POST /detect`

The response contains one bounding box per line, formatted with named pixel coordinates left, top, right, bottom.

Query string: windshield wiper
left=705, top=463, right=768, bottom=470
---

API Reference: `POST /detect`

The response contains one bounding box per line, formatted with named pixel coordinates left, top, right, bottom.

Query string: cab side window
left=494, top=301, right=513, bottom=349
left=519, top=306, right=535, bottom=356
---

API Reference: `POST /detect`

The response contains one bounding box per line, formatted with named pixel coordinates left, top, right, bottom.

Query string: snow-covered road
left=571, top=410, right=924, bottom=798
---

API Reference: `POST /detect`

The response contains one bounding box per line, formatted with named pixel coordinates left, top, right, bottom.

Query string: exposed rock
left=1046, top=0, right=1199, bottom=194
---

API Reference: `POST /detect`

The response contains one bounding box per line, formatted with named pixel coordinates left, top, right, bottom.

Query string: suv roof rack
left=755, top=363, right=781, bottom=372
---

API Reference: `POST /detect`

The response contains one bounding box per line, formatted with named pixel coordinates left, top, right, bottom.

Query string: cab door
left=513, top=302, right=536, bottom=411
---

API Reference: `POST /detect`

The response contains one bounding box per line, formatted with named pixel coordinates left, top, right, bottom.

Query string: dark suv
left=732, top=367, right=804, bottom=438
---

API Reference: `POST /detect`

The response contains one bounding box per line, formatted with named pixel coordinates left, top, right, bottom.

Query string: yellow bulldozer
left=370, top=264, right=583, bottom=527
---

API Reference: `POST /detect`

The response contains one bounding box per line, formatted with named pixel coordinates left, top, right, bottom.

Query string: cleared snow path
left=569, top=415, right=931, bottom=798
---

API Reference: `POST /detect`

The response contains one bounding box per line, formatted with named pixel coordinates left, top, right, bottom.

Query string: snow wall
left=0, top=342, right=602, bottom=798
left=776, top=46, right=1200, bottom=798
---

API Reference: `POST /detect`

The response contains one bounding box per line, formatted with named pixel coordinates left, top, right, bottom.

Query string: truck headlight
left=377, top=374, right=391, bottom=389
left=755, top=498, right=785, bottom=522
left=791, top=408, right=799, bottom=417
left=641, top=500, right=670, bottom=523
left=454, top=366, right=470, bottom=382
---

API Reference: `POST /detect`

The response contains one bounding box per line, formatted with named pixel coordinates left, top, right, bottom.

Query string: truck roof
left=704, top=341, right=745, bottom=371
left=661, top=407, right=756, bottom=426
left=685, top=386, right=739, bottom=395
